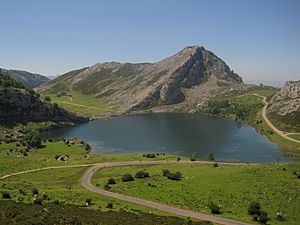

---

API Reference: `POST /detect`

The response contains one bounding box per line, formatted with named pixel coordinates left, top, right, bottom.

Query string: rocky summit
left=38, top=46, right=244, bottom=113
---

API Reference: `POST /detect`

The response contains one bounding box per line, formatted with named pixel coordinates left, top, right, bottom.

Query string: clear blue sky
left=1, top=0, right=299, bottom=86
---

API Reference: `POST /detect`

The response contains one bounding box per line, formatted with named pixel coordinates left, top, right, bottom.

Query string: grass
left=288, top=134, right=300, bottom=141
left=0, top=141, right=185, bottom=177
left=41, top=91, right=115, bottom=117
left=91, top=163, right=300, bottom=225
left=204, top=87, right=300, bottom=156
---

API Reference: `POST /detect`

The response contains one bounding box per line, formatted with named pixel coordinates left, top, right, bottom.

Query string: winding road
left=81, top=161, right=253, bottom=225
left=0, top=160, right=253, bottom=225
left=253, top=94, right=300, bottom=144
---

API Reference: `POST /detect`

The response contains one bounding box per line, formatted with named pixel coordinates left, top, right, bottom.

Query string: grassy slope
left=0, top=141, right=183, bottom=177
left=91, top=163, right=300, bottom=225
left=204, top=87, right=300, bottom=156
left=41, top=91, right=115, bottom=118
left=0, top=141, right=190, bottom=218
left=0, top=201, right=210, bottom=225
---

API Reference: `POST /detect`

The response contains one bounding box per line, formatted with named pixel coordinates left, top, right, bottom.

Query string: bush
left=135, top=170, right=150, bottom=179
left=258, top=211, right=269, bottom=224
left=2, top=191, right=11, bottom=199
left=213, top=163, right=219, bottom=167
left=121, top=174, right=134, bottom=182
left=104, top=184, right=111, bottom=191
left=32, top=188, right=39, bottom=196
left=144, top=153, right=156, bottom=158
left=85, top=198, right=92, bottom=206
left=177, top=157, right=181, bottom=161
left=162, top=169, right=182, bottom=180
left=209, top=202, right=221, bottom=214
left=190, top=157, right=196, bottom=161
left=162, top=169, right=170, bottom=177
left=106, top=202, right=113, bottom=209
left=34, top=198, right=43, bottom=205
left=44, top=96, right=51, bottom=102
left=107, top=178, right=116, bottom=185
left=248, top=202, right=261, bottom=215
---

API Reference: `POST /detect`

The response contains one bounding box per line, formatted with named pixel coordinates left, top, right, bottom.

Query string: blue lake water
left=42, top=113, right=291, bottom=163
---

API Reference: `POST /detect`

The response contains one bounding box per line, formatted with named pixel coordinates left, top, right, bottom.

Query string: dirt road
left=81, top=161, right=253, bottom=225
left=253, top=94, right=300, bottom=144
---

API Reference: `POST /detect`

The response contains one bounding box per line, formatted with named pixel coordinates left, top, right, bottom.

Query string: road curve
left=253, top=94, right=300, bottom=144
left=81, top=161, right=253, bottom=225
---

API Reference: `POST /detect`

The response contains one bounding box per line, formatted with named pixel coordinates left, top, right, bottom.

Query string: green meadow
left=92, top=163, right=300, bottom=225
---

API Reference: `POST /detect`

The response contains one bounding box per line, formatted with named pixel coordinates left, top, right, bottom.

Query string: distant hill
left=267, top=80, right=300, bottom=131
left=38, top=46, right=245, bottom=113
left=0, top=68, right=49, bottom=88
left=0, top=73, right=86, bottom=128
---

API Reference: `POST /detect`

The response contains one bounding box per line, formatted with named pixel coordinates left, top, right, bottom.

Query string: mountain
left=37, top=46, right=244, bottom=113
left=0, top=68, right=50, bottom=88
left=0, top=74, right=86, bottom=129
left=267, top=80, right=300, bottom=131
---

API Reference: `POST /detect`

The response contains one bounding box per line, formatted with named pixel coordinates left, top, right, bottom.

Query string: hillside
left=0, top=74, right=86, bottom=134
left=0, top=68, right=49, bottom=88
left=267, top=80, right=300, bottom=132
left=37, top=46, right=246, bottom=113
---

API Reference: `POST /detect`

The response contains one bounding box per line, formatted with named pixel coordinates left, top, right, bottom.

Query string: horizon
left=1, top=0, right=299, bottom=86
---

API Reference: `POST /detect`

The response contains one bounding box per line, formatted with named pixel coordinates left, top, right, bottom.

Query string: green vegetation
left=288, top=134, right=300, bottom=141
left=203, top=87, right=300, bottom=156
left=92, top=163, right=300, bottom=225
left=0, top=201, right=211, bottom=225
left=0, top=140, right=183, bottom=177
left=268, top=111, right=300, bottom=132
left=41, top=91, right=115, bottom=117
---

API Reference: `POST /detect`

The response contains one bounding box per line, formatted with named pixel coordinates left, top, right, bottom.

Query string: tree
left=248, top=202, right=261, bottom=215
left=24, top=131, right=41, bottom=148
left=121, top=174, right=134, bottom=182
left=208, top=153, right=215, bottom=161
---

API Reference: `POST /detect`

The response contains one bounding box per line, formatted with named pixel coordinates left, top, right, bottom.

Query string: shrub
left=44, top=96, right=51, bottom=102
left=135, top=170, right=150, bottom=179
left=107, top=178, right=116, bottom=185
left=42, top=193, right=50, bottom=201
left=121, top=174, right=134, bottom=182
left=85, top=198, right=92, bottom=206
left=144, top=153, right=156, bottom=158
left=258, top=211, right=269, bottom=224
left=276, top=211, right=285, bottom=221
left=177, top=157, right=181, bottom=161
left=106, top=202, right=113, bottom=209
left=248, top=202, right=261, bottom=215
left=209, top=202, right=221, bottom=214
left=166, top=171, right=182, bottom=180
left=34, top=198, right=43, bottom=205
left=190, top=157, right=196, bottom=161
left=2, top=191, right=11, bottom=199
left=213, top=163, right=219, bottom=168
left=32, top=188, right=39, bottom=196
left=162, top=169, right=170, bottom=177
left=104, top=184, right=111, bottom=191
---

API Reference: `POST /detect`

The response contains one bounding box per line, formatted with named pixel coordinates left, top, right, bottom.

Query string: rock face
left=0, top=68, right=49, bottom=88
left=0, top=76, right=86, bottom=125
left=268, top=80, right=300, bottom=116
left=38, top=46, right=243, bottom=112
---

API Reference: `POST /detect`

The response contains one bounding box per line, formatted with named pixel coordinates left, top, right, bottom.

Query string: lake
left=42, top=113, right=291, bottom=163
